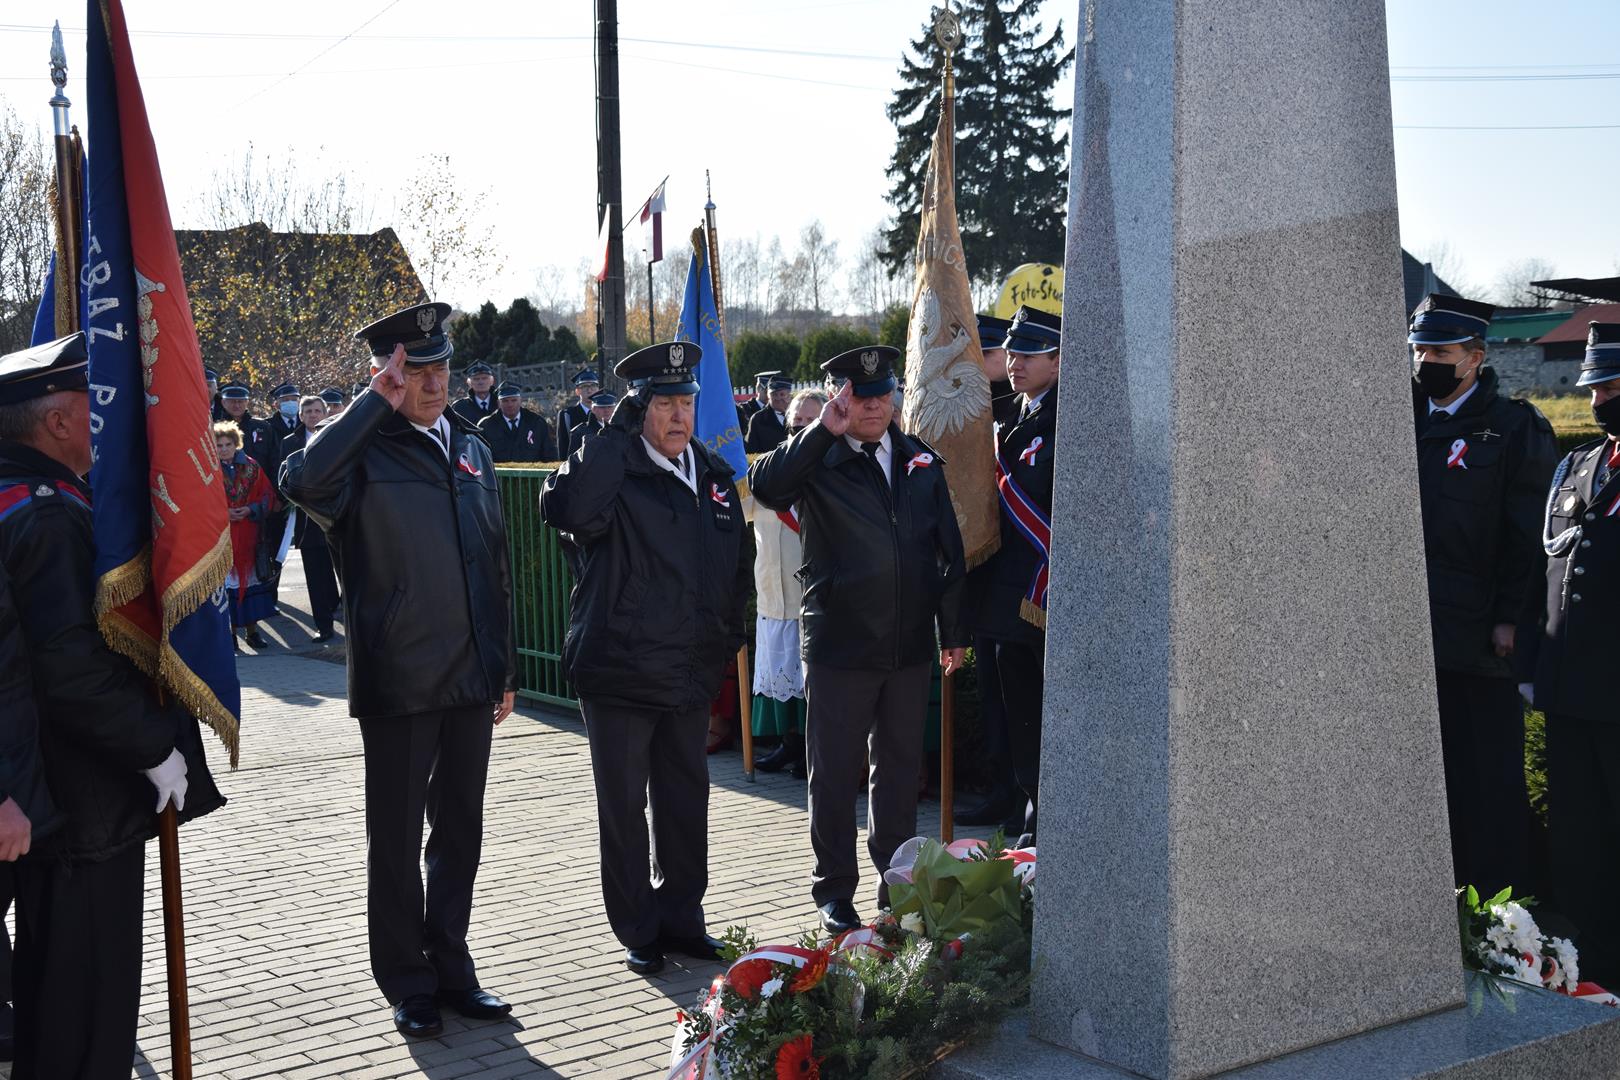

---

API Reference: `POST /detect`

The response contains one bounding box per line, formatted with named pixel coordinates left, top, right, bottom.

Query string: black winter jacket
left=1413, top=368, right=1555, bottom=677
left=0, top=441, right=224, bottom=861
left=479, top=408, right=557, bottom=463
left=0, top=559, right=57, bottom=843
left=540, top=427, right=751, bottom=711
left=279, top=392, right=516, bottom=719
left=1532, top=436, right=1620, bottom=725
left=749, top=421, right=968, bottom=670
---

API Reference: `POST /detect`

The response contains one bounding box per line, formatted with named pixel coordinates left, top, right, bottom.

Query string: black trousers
left=1435, top=670, right=1529, bottom=899
left=987, top=637, right=1045, bottom=836
left=971, top=633, right=1019, bottom=803
left=12, top=845, right=144, bottom=1079
left=579, top=699, right=709, bottom=948
left=804, top=661, right=930, bottom=908
left=359, top=707, right=493, bottom=1004
left=299, top=533, right=340, bottom=634
left=1546, top=712, right=1620, bottom=985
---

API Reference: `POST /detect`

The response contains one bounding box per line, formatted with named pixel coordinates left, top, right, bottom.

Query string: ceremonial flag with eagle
left=900, top=66, right=999, bottom=569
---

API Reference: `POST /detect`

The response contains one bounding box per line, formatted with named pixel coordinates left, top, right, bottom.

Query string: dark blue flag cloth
left=29, top=254, right=59, bottom=347
left=67, top=0, right=241, bottom=757
left=677, top=245, right=748, bottom=486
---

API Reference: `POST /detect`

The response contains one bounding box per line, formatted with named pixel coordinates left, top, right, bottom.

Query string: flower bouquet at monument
left=883, top=832, right=1035, bottom=942
left=667, top=849, right=1035, bottom=1080
left=1457, top=885, right=1616, bottom=1006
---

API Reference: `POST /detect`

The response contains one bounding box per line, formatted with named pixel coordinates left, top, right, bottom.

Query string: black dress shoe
left=244, top=629, right=269, bottom=649
left=754, top=742, right=792, bottom=773
left=662, top=932, right=724, bottom=962
left=818, top=900, right=861, bottom=935
left=625, top=944, right=665, bottom=974
left=392, top=994, right=443, bottom=1038
left=437, top=986, right=512, bottom=1019
left=313, top=629, right=335, bottom=643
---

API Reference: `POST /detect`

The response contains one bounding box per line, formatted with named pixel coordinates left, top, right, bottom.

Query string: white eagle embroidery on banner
left=904, top=285, right=987, bottom=438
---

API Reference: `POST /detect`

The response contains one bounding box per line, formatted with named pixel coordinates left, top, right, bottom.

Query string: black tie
left=429, top=426, right=446, bottom=451
left=509, top=419, right=518, bottom=432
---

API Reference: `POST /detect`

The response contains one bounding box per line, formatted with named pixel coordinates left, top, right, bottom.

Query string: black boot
left=758, top=731, right=805, bottom=774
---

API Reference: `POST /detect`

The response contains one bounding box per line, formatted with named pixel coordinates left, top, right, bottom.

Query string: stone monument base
left=933, top=978, right=1620, bottom=1080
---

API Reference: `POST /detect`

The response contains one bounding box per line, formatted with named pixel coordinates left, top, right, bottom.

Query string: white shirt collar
left=1429, top=380, right=1478, bottom=416
left=410, top=414, right=451, bottom=459
left=843, top=430, right=892, bottom=455
left=641, top=437, right=698, bottom=493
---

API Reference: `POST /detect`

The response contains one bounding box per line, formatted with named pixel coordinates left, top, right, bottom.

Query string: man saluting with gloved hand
left=540, top=341, right=752, bottom=976
left=281, top=303, right=516, bottom=1040
left=0, top=332, right=224, bottom=1077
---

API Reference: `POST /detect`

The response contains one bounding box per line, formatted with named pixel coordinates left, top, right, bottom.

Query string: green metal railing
left=496, top=466, right=577, bottom=709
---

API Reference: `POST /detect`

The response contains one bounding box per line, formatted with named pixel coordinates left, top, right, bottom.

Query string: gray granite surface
left=935, top=980, right=1620, bottom=1079
left=1033, top=0, right=1465, bottom=1076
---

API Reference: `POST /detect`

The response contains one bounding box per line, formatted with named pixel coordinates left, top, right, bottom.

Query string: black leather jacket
left=749, top=421, right=968, bottom=670
left=540, top=426, right=751, bottom=711
left=1413, top=368, right=1555, bottom=677
left=279, top=392, right=516, bottom=719
left=0, top=440, right=224, bottom=861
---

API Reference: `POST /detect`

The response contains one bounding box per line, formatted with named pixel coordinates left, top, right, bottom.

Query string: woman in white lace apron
left=750, top=389, right=826, bottom=776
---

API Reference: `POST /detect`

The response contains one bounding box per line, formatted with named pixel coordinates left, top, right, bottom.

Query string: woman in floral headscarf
left=214, top=420, right=276, bottom=649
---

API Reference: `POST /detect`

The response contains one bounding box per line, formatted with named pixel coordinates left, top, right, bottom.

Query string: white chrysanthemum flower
left=1504, top=953, right=1541, bottom=986
left=760, top=977, right=784, bottom=1000
left=1490, top=902, right=1544, bottom=957
left=1549, top=937, right=1581, bottom=991
left=900, top=912, right=925, bottom=936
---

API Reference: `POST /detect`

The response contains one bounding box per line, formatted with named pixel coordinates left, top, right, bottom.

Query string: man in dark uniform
left=206, top=367, right=224, bottom=421
left=1532, top=322, right=1620, bottom=986
left=479, top=382, right=556, bottom=463
left=540, top=341, right=751, bottom=975
left=750, top=345, right=968, bottom=934
left=744, top=373, right=794, bottom=453
left=568, top=391, right=617, bottom=454
left=281, top=303, right=516, bottom=1039
left=557, top=367, right=601, bottom=458
left=320, top=387, right=346, bottom=416
left=954, top=312, right=1023, bottom=833
left=280, top=396, right=341, bottom=642
left=270, top=382, right=302, bottom=442
left=450, top=362, right=498, bottom=428
left=963, top=307, right=1060, bottom=845
left=0, top=333, right=223, bottom=1076
left=737, top=371, right=772, bottom=428
left=220, top=382, right=276, bottom=471
left=1409, top=292, right=1556, bottom=897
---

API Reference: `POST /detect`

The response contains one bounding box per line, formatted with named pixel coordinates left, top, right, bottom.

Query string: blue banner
left=676, top=246, right=748, bottom=483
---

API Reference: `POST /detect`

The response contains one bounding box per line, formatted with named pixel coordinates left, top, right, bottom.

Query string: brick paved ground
left=12, top=551, right=941, bottom=1079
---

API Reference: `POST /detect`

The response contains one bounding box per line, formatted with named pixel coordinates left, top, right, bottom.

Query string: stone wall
left=1487, top=343, right=1585, bottom=396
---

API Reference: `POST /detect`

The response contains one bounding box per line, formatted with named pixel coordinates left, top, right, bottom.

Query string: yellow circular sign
left=992, top=263, right=1064, bottom=319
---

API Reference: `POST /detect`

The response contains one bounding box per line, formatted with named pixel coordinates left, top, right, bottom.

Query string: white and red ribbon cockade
left=1019, top=436, right=1043, bottom=466
left=710, top=483, right=731, bottom=508
left=1447, top=438, right=1469, bottom=470
left=906, top=452, right=934, bottom=476
left=456, top=452, right=482, bottom=477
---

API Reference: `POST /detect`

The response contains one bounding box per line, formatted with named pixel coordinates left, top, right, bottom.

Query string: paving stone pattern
left=5, top=552, right=940, bottom=1078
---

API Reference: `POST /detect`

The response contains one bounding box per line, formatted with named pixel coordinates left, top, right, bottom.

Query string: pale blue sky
left=0, top=1, right=1615, bottom=309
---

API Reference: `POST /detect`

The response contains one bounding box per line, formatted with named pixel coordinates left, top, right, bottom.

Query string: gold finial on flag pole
left=934, top=4, right=961, bottom=97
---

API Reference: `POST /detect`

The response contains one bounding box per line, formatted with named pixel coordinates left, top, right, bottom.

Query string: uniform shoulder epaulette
left=0, top=479, right=90, bottom=524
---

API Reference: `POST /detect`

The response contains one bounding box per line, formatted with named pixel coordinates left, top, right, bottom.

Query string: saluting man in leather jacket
left=1408, top=293, right=1555, bottom=899
left=749, top=345, right=968, bottom=937
left=540, top=341, right=751, bottom=977
left=280, top=303, right=517, bottom=1040
left=0, top=333, right=223, bottom=1077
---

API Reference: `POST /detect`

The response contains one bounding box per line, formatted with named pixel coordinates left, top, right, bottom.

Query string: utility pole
left=594, top=0, right=628, bottom=384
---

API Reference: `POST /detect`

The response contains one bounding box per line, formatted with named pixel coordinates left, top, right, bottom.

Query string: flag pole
left=52, top=27, right=194, bottom=1074
left=698, top=187, right=754, bottom=781
left=934, top=6, right=960, bottom=844
left=47, top=22, right=84, bottom=336
left=646, top=254, right=656, bottom=342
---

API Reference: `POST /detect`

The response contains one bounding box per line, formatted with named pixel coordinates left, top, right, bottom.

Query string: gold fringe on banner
left=158, top=529, right=230, bottom=635
left=1019, top=598, right=1047, bottom=631
left=159, top=645, right=240, bottom=769
left=94, top=548, right=153, bottom=616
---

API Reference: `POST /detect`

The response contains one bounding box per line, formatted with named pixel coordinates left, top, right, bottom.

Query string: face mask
left=279, top=400, right=298, bottom=418
left=1415, top=360, right=1464, bottom=401
left=1594, top=394, right=1620, bottom=438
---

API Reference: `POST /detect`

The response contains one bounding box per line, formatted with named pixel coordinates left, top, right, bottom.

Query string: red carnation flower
left=776, top=1034, right=820, bottom=1080
left=727, top=958, right=775, bottom=1000
left=791, top=949, right=830, bottom=993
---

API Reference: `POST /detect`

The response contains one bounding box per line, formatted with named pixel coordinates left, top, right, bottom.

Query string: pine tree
left=881, top=1, right=1073, bottom=289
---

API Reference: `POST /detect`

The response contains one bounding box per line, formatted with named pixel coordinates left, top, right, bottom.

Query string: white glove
left=1518, top=682, right=1535, bottom=707
left=143, top=748, right=189, bottom=813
